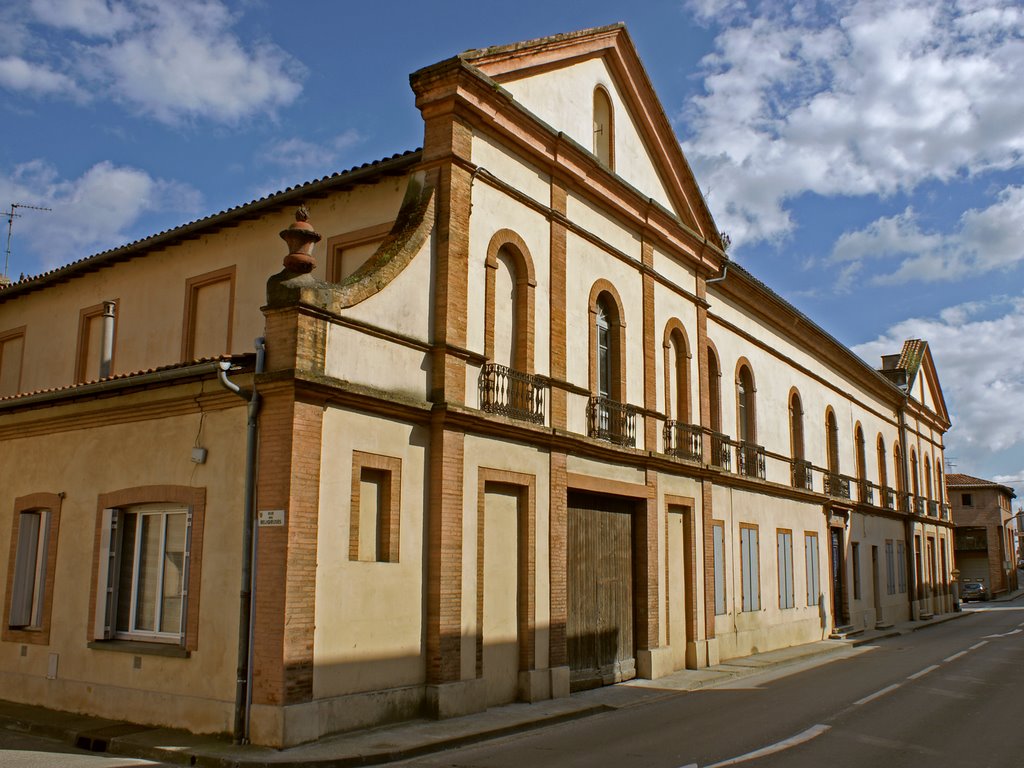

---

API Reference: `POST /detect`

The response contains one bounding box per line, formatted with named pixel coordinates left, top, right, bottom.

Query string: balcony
left=478, top=363, right=546, bottom=424
left=736, top=441, right=766, bottom=480
left=913, top=496, right=926, bottom=516
left=664, top=421, right=701, bottom=461
left=586, top=396, right=637, bottom=447
left=941, top=503, right=951, bottom=520
left=710, top=431, right=732, bottom=471
left=791, top=459, right=813, bottom=490
left=823, top=472, right=851, bottom=500
left=927, top=500, right=939, bottom=517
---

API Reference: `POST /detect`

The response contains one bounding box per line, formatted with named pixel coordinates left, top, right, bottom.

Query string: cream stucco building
left=0, top=25, right=954, bottom=748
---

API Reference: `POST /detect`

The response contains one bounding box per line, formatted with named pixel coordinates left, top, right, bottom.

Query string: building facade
left=948, top=474, right=1018, bottom=595
left=0, top=26, right=954, bottom=748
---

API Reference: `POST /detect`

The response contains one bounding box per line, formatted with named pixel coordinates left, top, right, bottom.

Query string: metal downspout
left=219, top=338, right=265, bottom=744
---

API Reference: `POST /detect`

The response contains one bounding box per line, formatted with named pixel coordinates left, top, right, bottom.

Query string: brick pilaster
left=549, top=182, right=568, bottom=429
left=251, top=384, right=323, bottom=706
left=548, top=451, right=568, bottom=666
left=636, top=470, right=660, bottom=650
left=426, top=415, right=465, bottom=683
left=641, top=240, right=657, bottom=451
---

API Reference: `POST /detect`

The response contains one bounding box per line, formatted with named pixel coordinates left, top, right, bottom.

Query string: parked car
left=961, top=580, right=989, bottom=602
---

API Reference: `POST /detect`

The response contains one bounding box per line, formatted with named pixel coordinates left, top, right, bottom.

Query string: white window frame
left=94, top=504, right=192, bottom=644
left=9, top=510, right=50, bottom=629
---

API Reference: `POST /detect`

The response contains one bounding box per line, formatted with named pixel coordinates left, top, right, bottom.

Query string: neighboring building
left=948, top=474, right=1018, bottom=596
left=0, top=25, right=955, bottom=747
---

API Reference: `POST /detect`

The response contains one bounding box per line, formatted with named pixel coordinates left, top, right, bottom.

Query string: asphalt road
left=401, top=602, right=1024, bottom=768
left=0, top=726, right=164, bottom=768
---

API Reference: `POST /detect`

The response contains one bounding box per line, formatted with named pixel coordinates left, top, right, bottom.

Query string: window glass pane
left=116, top=513, right=137, bottom=633
left=134, top=514, right=162, bottom=632
left=160, top=513, right=187, bottom=634
left=9, top=512, right=41, bottom=627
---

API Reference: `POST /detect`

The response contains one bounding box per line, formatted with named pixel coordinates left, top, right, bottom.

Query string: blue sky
left=2, top=0, right=1022, bottom=501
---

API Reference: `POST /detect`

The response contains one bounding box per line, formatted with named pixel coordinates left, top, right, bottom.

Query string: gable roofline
left=455, top=24, right=723, bottom=247
left=0, top=150, right=422, bottom=305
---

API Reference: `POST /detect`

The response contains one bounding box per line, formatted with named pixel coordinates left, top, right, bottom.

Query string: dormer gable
left=455, top=25, right=722, bottom=247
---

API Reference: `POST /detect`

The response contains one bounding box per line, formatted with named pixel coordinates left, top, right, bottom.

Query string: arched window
left=790, top=390, right=808, bottom=488
left=910, top=449, right=920, bottom=497
left=707, top=347, right=722, bottom=433
left=876, top=436, right=888, bottom=489
left=593, top=86, right=614, bottom=168
left=596, top=296, right=613, bottom=401
left=492, top=246, right=519, bottom=369
left=855, top=425, right=867, bottom=501
left=894, top=443, right=904, bottom=494
left=736, top=364, right=756, bottom=444
left=664, top=325, right=690, bottom=423
left=924, top=456, right=933, bottom=501
left=936, top=465, right=944, bottom=504
left=826, top=409, right=840, bottom=475
left=483, top=230, right=536, bottom=373
left=588, top=284, right=629, bottom=444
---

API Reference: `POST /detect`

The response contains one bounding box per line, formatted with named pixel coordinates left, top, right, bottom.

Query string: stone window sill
left=87, top=640, right=190, bottom=658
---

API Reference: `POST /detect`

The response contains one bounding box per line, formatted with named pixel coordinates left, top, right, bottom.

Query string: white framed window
left=96, top=504, right=191, bottom=644
left=740, top=524, right=760, bottom=612
left=805, top=533, right=820, bottom=606
left=777, top=530, right=794, bottom=609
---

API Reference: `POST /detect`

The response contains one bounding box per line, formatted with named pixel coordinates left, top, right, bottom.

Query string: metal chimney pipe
left=99, top=301, right=116, bottom=378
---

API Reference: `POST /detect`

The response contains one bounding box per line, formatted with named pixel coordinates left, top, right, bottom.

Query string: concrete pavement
left=1, top=599, right=1013, bottom=768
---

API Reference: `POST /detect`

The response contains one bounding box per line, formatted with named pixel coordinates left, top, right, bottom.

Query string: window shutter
left=9, top=512, right=41, bottom=628
left=94, top=508, right=121, bottom=640
left=179, top=508, right=193, bottom=645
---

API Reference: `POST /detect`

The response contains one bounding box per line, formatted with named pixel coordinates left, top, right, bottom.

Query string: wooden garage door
left=567, top=491, right=635, bottom=691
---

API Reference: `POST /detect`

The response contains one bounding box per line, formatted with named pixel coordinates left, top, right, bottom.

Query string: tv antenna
left=3, top=202, right=52, bottom=284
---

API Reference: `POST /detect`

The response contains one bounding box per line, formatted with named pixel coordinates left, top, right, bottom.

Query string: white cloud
left=853, top=295, right=1024, bottom=464
left=0, top=56, right=82, bottom=97
left=5, top=0, right=304, bottom=124
left=29, top=0, right=134, bottom=38
left=681, top=0, right=1024, bottom=246
left=267, top=131, right=364, bottom=172
left=829, top=185, right=1024, bottom=284
left=0, top=160, right=201, bottom=273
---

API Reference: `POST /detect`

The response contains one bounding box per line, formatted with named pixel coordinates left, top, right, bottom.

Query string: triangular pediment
left=902, top=341, right=950, bottom=426
left=461, top=25, right=721, bottom=244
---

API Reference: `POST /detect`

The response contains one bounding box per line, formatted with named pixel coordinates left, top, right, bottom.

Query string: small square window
left=962, top=493, right=972, bottom=506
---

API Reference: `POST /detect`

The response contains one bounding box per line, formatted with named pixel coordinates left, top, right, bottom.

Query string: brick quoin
left=549, top=182, right=568, bottom=430
left=641, top=239, right=657, bottom=452
left=548, top=452, right=568, bottom=667
left=695, top=279, right=717, bottom=639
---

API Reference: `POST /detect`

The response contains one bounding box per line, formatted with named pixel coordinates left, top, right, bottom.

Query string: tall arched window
left=736, top=364, right=756, bottom=444
left=588, top=284, right=629, bottom=444
left=855, top=425, right=867, bottom=502
left=708, top=347, right=722, bottom=433
left=877, top=435, right=889, bottom=504
left=665, top=325, right=690, bottom=423
left=593, top=86, right=614, bottom=168
left=492, top=246, right=519, bottom=369
left=790, top=390, right=808, bottom=488
left=936, top=465, right=944, bottom=504
left=910, top=449, right=920, bottom=497
left=826, top=409, right=840, bottom=475
left=924, top=456, right=933, bottom=501
left=596, top=297, right=612, bottom=401
left=894, top=443, right=904, bottom=495
left=483, top=229, right=536, bottom=373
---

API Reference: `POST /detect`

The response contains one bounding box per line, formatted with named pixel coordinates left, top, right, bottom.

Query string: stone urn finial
left=280, top=206, right=322, bottom=273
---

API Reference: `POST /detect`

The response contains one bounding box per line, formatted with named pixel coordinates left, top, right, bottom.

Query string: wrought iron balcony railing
left=736, top=441, right=767, bottom=480
left=586, top=396, right=637, bottom=447
left=478, top=363, right=546, bottom=424
left=710, top=431, right=732, bottom=471
left=927, top=500, right=939, bottom=517
left=664, top=421, right=701, bottom=461
left=899, top=493, right=913, bottom=514
left=882, top=487, right=897, bottom=510
left=941, top=503, right=951, bottom=520
left=823, top=472, right=851, bottom=500
left=791, top=459, right=813, bottom=490
left=913, top=496, right=926, bottom=516
left=858, top=481, right=875, bottom=505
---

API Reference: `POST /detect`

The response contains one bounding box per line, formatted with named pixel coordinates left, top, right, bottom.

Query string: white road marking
left=970, top=641, right=988, bottom=650
left=701, top=724, right=832, bottom=768
left=853, top=683, right=902, bottom=706
left=983, top=628, right=1022, bottom=638
left=908, top=665, right=939, bottom=680
left=944, top=651, right=967, bottom=662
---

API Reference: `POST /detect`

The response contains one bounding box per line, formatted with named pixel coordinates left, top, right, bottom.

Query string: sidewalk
left=0, top=606, right=998, bottom=768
